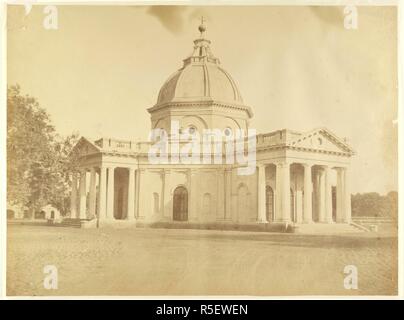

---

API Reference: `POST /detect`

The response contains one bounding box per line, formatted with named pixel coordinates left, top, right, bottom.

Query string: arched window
left=188, top=126, right=197, bottom=134
left=224, top=127, right=233, bottom=137
left=202, top=193, right=212, bottom=216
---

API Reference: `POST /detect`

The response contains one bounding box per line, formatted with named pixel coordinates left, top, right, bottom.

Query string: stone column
left=318, top=168, right=326, bottom=222
left=188, top=169, right=197, bottom=221
left=106, top=166, right=115, bottom=219
left=98, top=167, right=107, bottom=220
left=344, top=167, right=352, bottom=223
left=127, top=167, right=136, bottom=220
left=325, top=166, right=333, bottom=223
left=135, top=169, right=142, bottom=219
left=312, top=169, right=319, bottom=222
left=295, top=191, right=303, bottom=223
left=303, top=164, right=313, bottom=223
left=257, top=164, right=267, bottom=223
left=336, top=168, right=344, bottom=222
left=70, top=172, right=78, bottom=218
left=79, top=169, right=87, bottom=219
left=275, top=163, right=283, bottom=221
left=281, top=162, right=291, bottom=222
left=88, top=168, right=97, bottom=219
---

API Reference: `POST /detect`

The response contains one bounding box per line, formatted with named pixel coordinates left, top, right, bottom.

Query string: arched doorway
left=173, top=186, right=188, bottom=221
left=266, top=186, right=274, bottom=222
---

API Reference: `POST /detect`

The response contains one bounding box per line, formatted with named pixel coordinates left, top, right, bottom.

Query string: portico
left=256, top=161, right=352, bottom=226
left=69, top=161, right=139, bottom=222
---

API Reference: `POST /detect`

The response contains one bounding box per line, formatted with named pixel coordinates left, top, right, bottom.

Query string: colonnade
left=70, top=166, right=137, bottom=220
left=257, top=162, right=351, bottom=224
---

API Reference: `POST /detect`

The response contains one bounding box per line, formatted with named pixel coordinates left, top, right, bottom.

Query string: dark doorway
left=266, top=186, right=274, bottom=222
left=290, top=188, right=295, bottom=222
left=7, top=210, right=15, bottom=220
left=332, top=186, right=337, bottom=222
left=173, top=186, right=188, bottom=221
left=36, top=211, right=46, bottom=219
left=116, top=187, right=124, bottom=219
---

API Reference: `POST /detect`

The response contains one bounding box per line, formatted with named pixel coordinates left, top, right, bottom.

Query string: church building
left=70, top=22, right=355, bottom=232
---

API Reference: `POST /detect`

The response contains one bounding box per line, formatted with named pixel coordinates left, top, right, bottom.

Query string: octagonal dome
left=156, top=34, right=243, bottom=106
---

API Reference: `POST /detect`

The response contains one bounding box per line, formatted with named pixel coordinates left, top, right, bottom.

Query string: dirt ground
left=6, top=224, right=398, bottom=296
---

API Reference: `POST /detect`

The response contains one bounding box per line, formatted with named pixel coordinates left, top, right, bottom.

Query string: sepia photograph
left=3, top=2, right=399, bottom=298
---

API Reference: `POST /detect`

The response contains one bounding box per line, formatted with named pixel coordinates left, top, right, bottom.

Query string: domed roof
left=156, top=24, right=243, bottom=106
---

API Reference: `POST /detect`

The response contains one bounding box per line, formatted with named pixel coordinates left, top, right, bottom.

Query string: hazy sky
left=7, top=5, right=397, bottom=194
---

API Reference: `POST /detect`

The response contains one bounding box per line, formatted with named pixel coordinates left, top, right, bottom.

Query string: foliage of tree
left=351, top=191, right=398, bottom=219
left=7, top=85, right=79, bottom=216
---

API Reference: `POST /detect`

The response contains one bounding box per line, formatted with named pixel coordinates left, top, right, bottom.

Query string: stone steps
left=59, top=218, right=96, bottom=228
left=353, top=217, right=396, bottom=225
left=56, top=219, right=367, bottom=234
left=59, top=218, right=82, bottom=228
left=294, top=222, right=365, bottom=234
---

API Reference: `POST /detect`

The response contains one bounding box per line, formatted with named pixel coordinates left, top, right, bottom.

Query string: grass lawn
left=6, top=224, right=398, bottom=296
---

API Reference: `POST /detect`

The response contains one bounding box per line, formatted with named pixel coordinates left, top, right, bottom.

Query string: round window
left=224, top=127, right=233, bottom=137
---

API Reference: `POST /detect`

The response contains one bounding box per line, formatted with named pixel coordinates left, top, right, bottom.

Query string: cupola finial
left=198, top=16, right=206, bottom=37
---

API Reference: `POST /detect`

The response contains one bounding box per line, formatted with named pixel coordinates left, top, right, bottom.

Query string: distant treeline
left=351, top=191, right=398, bottom=219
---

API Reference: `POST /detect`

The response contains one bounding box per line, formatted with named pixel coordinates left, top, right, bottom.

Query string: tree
left=48, top=133, right=80, bottom=215
left=7, top=85, right=79, bottom=216
left=351, top=191, right=398, bottom=218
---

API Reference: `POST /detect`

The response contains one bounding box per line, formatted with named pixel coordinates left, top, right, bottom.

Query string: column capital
left=302, top=162, right=314, bottom=168
left=334, top=166, right=349, bottom=173
left=276, top=161, right=290, bottom=168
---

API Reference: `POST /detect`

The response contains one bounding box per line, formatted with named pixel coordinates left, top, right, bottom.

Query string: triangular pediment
left=71, top=137, right=101, bottom=158
left=287, top=128, right=354, bottom=154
